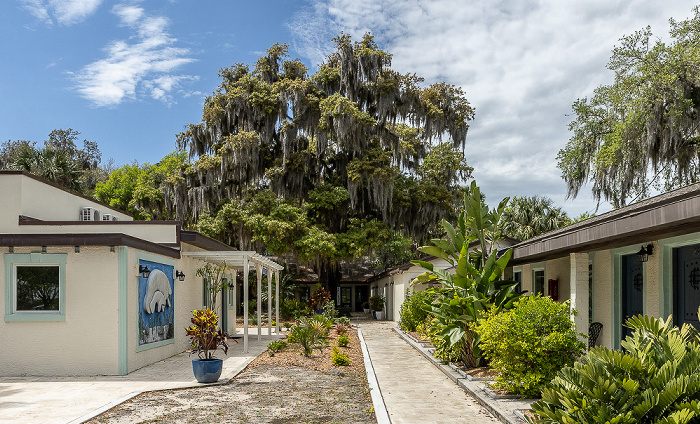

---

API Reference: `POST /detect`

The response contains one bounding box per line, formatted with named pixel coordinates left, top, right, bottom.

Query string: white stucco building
left=1, top=171, right=281, bottom=376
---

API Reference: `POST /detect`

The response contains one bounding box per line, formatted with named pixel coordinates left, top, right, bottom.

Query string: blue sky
left=1, top=0, right=695, bottom=216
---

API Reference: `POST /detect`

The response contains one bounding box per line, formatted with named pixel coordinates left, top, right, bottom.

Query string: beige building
left=1, top=171, right=281, bottom=376
left=509, top=183, right=700, bottom=349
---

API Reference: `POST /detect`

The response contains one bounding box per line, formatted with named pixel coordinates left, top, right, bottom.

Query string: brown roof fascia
left=180, top=230, right=235, bottom=252
left=510, top=185, right=700, bottom=264
left=0, top=233, right=180, bottom=258
left=1, top=170, right=132, bottom=217
left=18, top=215, right=181, bottom=226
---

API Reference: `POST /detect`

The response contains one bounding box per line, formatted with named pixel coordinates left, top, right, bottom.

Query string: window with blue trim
left=5, top=253, right=66, bottom=321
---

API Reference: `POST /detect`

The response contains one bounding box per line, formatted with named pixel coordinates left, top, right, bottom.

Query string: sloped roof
left=511, top=182, right=700, bottom=264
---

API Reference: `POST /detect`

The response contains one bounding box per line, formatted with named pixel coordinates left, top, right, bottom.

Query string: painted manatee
left=143, top=268, right=172, bottom=314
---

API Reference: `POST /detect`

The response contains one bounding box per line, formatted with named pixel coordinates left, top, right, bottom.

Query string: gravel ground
left=87, top=328, right=375, bottom=424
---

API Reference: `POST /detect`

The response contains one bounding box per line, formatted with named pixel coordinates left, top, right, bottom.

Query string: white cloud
left=74, top=4, right=196, bottom=107
left=21, top=0, right=102, bottom=25
left=290, top=0, right=694, bottom=216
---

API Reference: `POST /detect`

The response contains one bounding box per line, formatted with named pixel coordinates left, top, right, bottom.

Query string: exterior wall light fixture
left=637, top=244, right=654, bottom=263
left=139, top=265, right=151, bottom=278
left=175, top=270, right=186, bottom=281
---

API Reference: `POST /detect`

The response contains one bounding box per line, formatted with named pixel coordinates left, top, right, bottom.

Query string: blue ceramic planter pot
left=192, top=359, right=223, bottom=383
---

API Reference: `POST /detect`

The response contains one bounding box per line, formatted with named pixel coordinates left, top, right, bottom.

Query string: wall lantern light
left=175, top=270, right=186, bottom=281
left=139, top=265, right=151, bottom=278
left=637, top=244, right=654, bottom=263
left=74, top=246, right=80, bottom=253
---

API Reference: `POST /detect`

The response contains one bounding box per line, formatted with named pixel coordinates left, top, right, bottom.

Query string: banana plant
left=412, top=181, right=522, bottom=366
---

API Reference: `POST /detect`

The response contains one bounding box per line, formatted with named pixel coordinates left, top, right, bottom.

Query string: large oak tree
left=558, top=7, right=700, bottom=208
left=168, top=34, right=474, bottom=287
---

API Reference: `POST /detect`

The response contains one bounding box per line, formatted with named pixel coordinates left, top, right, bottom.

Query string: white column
left=243, top=257, right=249, bottom=353
left=231, top=272, right=236, bottom=334
left=256, top=263, right=262, bottom=341
left=267, top=266, right=272, bottom=336
left=570, top=252, right=590, bottom=343
left=275, top=270, right=280, bottom=334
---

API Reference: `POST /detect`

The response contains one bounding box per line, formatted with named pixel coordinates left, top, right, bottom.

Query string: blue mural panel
left=138, top=260, right=175, bottom=345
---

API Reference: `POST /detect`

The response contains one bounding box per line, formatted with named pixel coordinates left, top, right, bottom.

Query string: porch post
left=275, top=269, right=280, bottom=334
left=243, top=256, right=249, bottom=354
left=267, top=266, right=272, bottom=336
left=257, top=263, right=262, bottom=341
left=231, top=272, right=236, bottom=334
left=570, top=252, right=590, bottom=343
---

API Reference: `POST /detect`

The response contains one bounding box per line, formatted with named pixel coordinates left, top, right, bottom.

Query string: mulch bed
left=87, top=327, right=375, bottom=424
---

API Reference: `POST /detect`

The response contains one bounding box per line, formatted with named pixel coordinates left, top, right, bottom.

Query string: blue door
left=621, top=254, right=644, bottom=340
left=675, top=246, right=700, bottom=330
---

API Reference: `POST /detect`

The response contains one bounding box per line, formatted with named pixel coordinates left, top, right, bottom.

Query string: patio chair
left=588, top=322, right=603, bottom=349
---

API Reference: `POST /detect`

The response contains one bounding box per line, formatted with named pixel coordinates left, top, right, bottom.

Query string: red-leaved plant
left=185, top=308, right=228, bottom=360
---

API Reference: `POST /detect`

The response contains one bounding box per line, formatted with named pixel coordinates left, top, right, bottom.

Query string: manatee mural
left=138, top=261, right=175, bottom=346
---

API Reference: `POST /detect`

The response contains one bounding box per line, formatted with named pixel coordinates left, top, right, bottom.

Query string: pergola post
left=243, top=256, right=249, bottom=354
left=267, top=266, right=272, bottom=335
left=256, top=263, right=262, bottom=342
left=231, top=272, right=236, bottom=334
left=275, top=270, right=280, bottom=334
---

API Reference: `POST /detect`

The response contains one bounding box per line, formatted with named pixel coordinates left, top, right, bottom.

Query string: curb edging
left=358, top=327, right=392, bottom=424
left=392, top=327, right=534, bottom=424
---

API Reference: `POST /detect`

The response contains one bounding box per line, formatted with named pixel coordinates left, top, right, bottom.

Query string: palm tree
left=501, top=196, right=571, bottom=241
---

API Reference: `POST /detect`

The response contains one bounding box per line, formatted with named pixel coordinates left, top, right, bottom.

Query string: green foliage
left=399, top=288, right=432, bottom=332
left=1, top=129, right=105, bottom=194
left=267, top=340, right=287, bottom=356
left=476, top=296, right=585, bottom=398
left=185, top=308, right=228, bottom=360
left=195, top=262, right=232, bottom=314
left=169, top=33, right=474, bottom=287
left=290, top=315, right=331, bottom=356
left=369, top=295, right=385, bottom=311
left=558, top=7, right=700, bottom=207
left=95, top=151, right=185, bottom=219
left=413, top=181, right=522, bottom=367
left=322, top=299, right=339, bottom=320
left=280, top=298, right=311, bottom=320
left=331, top=346, right=350, bottom=366
left=501, top=196, right=571, bottom=241
left=530, top=313, right=700, bottom=423
left=337, top=333, right=350, bottom=347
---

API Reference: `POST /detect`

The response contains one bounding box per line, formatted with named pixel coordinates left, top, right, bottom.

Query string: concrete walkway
left=0, top=330, right=283, bottom=424
left=360, top=320, right=498, bottom=424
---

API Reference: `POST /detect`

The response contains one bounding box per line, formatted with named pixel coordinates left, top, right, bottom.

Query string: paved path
left=361, top=320, right=498, bottom=424
left=0, top=331, right=283, bottom=424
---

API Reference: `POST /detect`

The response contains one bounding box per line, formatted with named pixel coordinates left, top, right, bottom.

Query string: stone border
left=357, top=328, right=392, bottom=424
left=393, top=327, right=535, bottom=424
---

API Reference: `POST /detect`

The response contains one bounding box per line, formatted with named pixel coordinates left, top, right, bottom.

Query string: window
left=513, top=271, right=522, bottom=293
left=534, top=269, right=545, bottom=295
left=16, top=265, right=60, bottom=311
left=5, top=253, right=66, bottom=321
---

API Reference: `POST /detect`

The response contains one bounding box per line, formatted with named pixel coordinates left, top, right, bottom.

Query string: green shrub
left=369, top=295, right=385, bottom=311
left=290, top=316, right=330, bottom=356
left=337, top=333, right=350, bottom=347
left=475, top=295, right=585, bottom=398
left=529, top=314, right=700, bottom=423
left=281, top=299, right=311, bottom=320
left=399, top=288, right=432, bottom=332
left=322, top=300, right=339, bottom=320
left=267, top=340, right=287, bottom=356
left=331, top=346, right=350, bottom=366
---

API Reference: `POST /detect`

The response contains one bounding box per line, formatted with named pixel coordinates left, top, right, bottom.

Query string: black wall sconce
left=74, top=246, right=80, bottom=253
left=139, top=265, right=151, bottom=278
left=637, top=244, right=654, bottom=263
left=175, top=270, right=186, bottom=281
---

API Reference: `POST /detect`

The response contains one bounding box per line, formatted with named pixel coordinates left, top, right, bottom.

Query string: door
left=621, top=254, right=644, bottom=340
left=675, top=245, right=700, bottom=330
left=340, top=287, right=352, bottom=310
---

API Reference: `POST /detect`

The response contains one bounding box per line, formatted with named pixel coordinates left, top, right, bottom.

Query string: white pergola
left=182, top=251, right=284, bottom=353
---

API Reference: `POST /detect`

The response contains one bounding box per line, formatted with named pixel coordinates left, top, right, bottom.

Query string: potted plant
left=185, top=308, right=229, bottom=383
left=369, top=295, right=385, bottom=320
left=362, top=301, right=370, bottom=314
